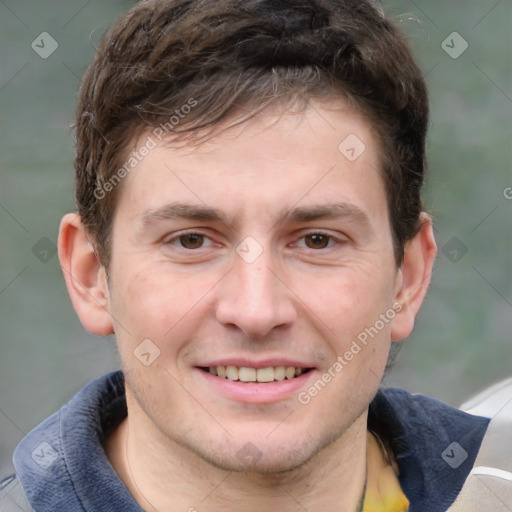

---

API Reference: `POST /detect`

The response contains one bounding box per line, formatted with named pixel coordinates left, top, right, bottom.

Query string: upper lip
left=197, top=358, right=315, bottom=369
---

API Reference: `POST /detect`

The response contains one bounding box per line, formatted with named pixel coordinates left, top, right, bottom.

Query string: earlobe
left=390, top=213, right=437, bottom=341
left=58, top=213, right=114, bottom=336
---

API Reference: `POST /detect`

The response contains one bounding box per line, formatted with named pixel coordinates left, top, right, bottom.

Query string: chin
left=180, top=426, right=345, bottom=477
left=199, top=447, right=313, bottom=475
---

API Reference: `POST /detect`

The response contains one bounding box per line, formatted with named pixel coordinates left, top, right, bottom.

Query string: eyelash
left=163, top=230, right=344, bottom=251
left=163, top=231, right=216, bottom=250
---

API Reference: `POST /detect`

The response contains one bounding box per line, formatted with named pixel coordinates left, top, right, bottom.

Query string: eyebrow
left=140, top=203, right=227, bottom=227
left=139, top=201, right=371, bottom=229
left=282, top=203, right=370, bottom=226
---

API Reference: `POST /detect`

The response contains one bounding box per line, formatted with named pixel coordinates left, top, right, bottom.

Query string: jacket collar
left=369, top=386, right=489, bottom=511
left=14, top=371, right=489, bottom=512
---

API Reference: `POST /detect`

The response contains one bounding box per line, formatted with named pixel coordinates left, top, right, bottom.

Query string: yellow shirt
left=361, top=431, right=410, bottom=512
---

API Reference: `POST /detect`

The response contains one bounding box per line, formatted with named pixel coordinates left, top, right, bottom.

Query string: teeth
left=207, top=365, right=308, bottom=383
left=226, top=366, right=238, bottom=380
left=274, top=366, right=286, bottom=381
left=239, top=367, right=257, bottom=382
left=285, top=366, right=295, bottom=379
left=256, top=367, right=274, bottom=383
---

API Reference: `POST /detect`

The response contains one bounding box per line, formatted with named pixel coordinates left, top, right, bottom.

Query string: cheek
left=109, top=262, right=217, bottom=349
left=295, top=262, right=397, bottom=335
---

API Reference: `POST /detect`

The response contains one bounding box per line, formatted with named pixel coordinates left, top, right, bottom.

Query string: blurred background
left=1, top=0, right=511, bottom=477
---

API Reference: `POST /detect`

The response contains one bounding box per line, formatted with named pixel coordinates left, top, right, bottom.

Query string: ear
left=58, top=213, right=114, bottom=336
left=390, top=213, right=437, bottom=341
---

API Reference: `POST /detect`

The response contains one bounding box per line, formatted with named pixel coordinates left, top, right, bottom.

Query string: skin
left=59, top=98, right=437, bottom=512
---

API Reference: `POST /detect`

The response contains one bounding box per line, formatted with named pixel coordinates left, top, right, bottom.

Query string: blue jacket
left=2, top=371, right=490, bottom=511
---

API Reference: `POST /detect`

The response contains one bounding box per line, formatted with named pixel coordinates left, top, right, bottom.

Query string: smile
left=200, top=365, right=312, bottom=383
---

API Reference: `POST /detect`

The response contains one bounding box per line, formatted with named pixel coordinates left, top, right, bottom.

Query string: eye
left=303, top=233, right=332, bottom=249
left=293, top=231, right=344, bottom=251
left=178, top=233, right=205, bottom=249
left=164, top=232, right=214, bottom=250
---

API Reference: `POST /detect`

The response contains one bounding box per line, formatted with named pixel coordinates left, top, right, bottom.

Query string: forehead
left=115, top=99, right=387, bottom=225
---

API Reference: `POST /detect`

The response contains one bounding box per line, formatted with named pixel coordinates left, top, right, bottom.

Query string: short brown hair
left=75, top=0, right=429, bottom=267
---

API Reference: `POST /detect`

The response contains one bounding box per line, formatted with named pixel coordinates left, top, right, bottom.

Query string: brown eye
left=179, top=233, right=204, bottom=249
left=304, top=234, right=331, bottom=249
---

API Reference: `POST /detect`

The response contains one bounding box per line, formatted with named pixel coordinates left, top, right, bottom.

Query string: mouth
left=198, top=365, right=313, bottom=383
left=195, top=362, right=316, bottom=403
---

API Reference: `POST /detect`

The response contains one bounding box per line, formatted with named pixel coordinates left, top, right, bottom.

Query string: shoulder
left=369, top=384, right=490, bottom=511
left=449, top=378, right=512, bottom=511
left=11, top=371, right=129, bottom=512
left=369, top=378, right=512, bottom=512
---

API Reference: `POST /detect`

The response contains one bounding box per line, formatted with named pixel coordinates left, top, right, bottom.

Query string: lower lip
left=195, top=368, right=316, bottom=404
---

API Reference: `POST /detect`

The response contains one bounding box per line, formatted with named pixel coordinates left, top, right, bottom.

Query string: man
left=1, top=0, right=511, bottom=511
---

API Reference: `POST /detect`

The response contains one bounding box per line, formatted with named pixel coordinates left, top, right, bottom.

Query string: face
left=105, top=99, right=403, bottom=473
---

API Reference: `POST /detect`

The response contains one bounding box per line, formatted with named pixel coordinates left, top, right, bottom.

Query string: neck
left=106, top=398, right=368, bottom=512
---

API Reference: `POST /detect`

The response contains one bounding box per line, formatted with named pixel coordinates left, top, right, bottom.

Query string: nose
left=215, top=246, right=298, bottom=338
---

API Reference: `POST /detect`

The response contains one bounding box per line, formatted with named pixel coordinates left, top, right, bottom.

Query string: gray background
left=1, top=0, right=511, bottom=477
